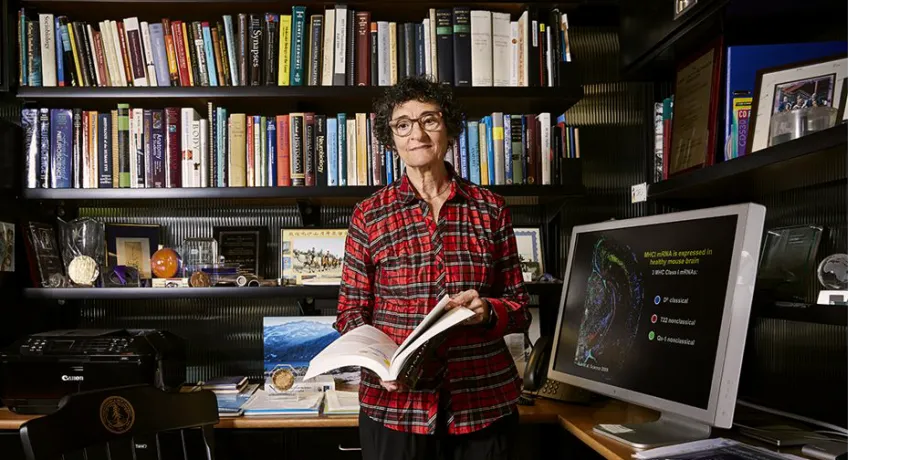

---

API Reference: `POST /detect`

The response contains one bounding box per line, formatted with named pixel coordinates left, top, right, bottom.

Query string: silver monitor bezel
left=546, top=203, right=766, bottom=428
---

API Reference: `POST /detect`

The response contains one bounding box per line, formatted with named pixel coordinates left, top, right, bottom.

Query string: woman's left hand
left=447, top=290, right=491, bottom=326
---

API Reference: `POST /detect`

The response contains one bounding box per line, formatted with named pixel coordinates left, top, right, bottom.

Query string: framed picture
left=280, top=229, right=348, bottom=285
left=748, top=55, right=848, bottom=154
left=105, top=224, right=160, bottom=279
left=513, top=227, right=545, bottom=282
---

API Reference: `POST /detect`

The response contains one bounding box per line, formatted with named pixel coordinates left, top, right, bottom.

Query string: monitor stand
left=592, top=412, right=712, bottom=450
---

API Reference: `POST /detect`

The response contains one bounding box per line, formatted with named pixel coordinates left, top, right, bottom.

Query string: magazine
left=303, top=295, right=473, bottom=382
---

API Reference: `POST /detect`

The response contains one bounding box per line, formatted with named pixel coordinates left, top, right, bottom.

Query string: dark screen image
left=553, top=215, right=738, bottom=409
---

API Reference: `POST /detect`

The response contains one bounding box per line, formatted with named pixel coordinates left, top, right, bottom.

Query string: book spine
left=315, top=114, right=327, bottom=187
left=308, top=15, right=323, bottom=86
left=149, top=23, right=170, bottom=87
left=333, top=6, right=347, bottom=86
left=458, top=120, right=468, bottom=180
left=511, top=115, right=523, bottom=184
left=53, top=17, right=64, bottom=86
left=278, top=14, right=292, bottom=86
left=321, top=9, right=335, bottom=86
left=266, top=116, right=277, bottom=187
left=50, top=109, right=73, bottom=188
left=248, top=14, right=262, bottom=86
left=435, top=9, right=453, bottom=84
left=452, top=8, right=471, bottom=86
left=345, top=10, right=355, bottom=86
left=165, top=107, right=180, bottom=187
left=162, top=19, right=179, bottom=86
left=467, top=120, right=479, bottom=185
left=370, top=22, right=378, bottom=86
left=290, top=6, right=306, bottom=86
left=290, top=114, right=304, bottom=186
left=150, top=109, right=166, bottom=188
left=263, top=14, right=278, bottom=85
left=356, top=12, right=370, bottom=86
left=38, top=109, right=50, bottom=188
left=304, top=113, right=315, bottom=186
left=212, top=25, right=226, bottom=86
left=202, top=22, right=219, bottom=87
left=38, top=14, right=56, bottom=87
left=277, top=115, right=291, bottom=186
left=327, top=117, right=338, bottom=186
left=237, top=14, right=249, bottom=86
left=228, top=113, right=245, bottom=186
left=220, top=16, right=237, bottom=86
left=97, top=113, right=113, bottom=188
left=503, top=114, right=512, bottom=184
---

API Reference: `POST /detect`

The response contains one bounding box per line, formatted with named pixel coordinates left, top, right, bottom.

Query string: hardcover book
left=303, top=295, right=473, bottom=383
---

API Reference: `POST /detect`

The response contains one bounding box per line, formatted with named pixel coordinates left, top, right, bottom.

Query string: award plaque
left=213, top=226, right=269, bottom=278
left=757, top=225, right=824, bottom=302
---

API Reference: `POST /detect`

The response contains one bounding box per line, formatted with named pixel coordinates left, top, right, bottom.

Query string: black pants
left=358, top=410, right=519, bottom=460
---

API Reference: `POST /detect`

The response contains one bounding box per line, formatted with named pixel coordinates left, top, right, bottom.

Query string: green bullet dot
left=649, top=331, right=656, bottom=341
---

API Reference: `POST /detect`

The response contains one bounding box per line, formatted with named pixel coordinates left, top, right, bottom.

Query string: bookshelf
left=648, top=124, right=847, bottom=207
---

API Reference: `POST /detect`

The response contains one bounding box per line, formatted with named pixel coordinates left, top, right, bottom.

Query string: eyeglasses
left=389, top=112, right=443, bottom=137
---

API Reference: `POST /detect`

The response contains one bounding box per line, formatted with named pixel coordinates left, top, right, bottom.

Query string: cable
left=737, top=400, right=848, bottom=435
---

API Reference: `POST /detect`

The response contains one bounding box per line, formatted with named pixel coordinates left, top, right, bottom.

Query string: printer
left=0, top=329, right=186, bottom=414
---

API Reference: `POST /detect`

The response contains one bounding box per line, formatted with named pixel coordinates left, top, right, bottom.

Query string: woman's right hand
left=380, top=380, right=408, bottom=392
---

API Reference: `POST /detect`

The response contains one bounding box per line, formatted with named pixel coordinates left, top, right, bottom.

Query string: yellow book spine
left=67, top=23, right=84, bottom=87
left=479, top=123, right=488, bottom=185
left=279, top=15, right=292, bottom=86
left=356, top=113, right=367, bottom=186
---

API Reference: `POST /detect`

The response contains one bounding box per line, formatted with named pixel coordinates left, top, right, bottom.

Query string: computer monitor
left=546, top=203, right=766, bottom=449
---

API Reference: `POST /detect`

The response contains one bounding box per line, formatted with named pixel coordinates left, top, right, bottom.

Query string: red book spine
left=91, top=29, right=109, bottom=87
left=277, top=115, right=291, bottom=186
left=171, top=21, right=191, bottom=87
left=116, top=22, right=133, bottom=87
left=166, top=107, right=181, bottom=187
left=356, top=12, right=371, bottom=86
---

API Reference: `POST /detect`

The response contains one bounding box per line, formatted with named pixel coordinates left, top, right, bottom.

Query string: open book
left=303, top=295, right=473, bottom=382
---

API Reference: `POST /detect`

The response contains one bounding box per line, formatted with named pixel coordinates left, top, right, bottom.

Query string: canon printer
left=0, top=329, right=186, bottom=414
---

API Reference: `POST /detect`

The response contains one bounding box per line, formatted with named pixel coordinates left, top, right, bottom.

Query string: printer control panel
left=21, top=337, right=135, bottom=356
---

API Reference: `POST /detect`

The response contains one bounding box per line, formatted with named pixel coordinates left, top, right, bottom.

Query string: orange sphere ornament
left=151, top=248, right=181, bottom=278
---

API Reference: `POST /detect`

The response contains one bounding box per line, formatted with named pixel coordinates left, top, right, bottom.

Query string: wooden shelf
left=23, top=282, right=560, bottom=301
left=753, top=302, right=847, bottom=327
left=648, top=123, right=847, bottom=207
left=17, top=85, right=584, bottom=117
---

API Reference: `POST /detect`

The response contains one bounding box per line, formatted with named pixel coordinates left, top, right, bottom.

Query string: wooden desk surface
left=0, top=398, right=617, bottom=430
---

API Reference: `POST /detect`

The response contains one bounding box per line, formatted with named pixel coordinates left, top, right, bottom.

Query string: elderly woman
left=334, top=75, right=532, bottom=460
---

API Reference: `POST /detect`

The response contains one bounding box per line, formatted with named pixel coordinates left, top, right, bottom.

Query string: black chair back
left=19, top=384, right=218, bottom=460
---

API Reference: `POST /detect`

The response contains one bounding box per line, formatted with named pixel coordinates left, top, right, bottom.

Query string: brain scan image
left=574, top=237, right=644, bottom=370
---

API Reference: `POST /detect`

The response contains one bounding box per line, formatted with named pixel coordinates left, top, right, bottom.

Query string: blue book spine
left=267, top=116, right=277, bottom=187
left=385, top=148, right=393, bottom=184
left=149, top=24, right=171, bottom=88
left=20, top=11, right=27, bottom=86
left=484, top=116, right=494, bottom=185
left=458, top=120, right=468, bottom=180
left=415, top=23, right=425, bottom=76
left=503, top=114, right=512, bottom=184
left=50, top=109, right=73, bottom=188
left=215, top=108, right=225, bottom=187
left=151, top=110, right=166, bottom=188
left=467, top=121, right=480, bottom=185
left=38, top=109, right=50, bottom=188
left=54, top=17, right=64, bottom=86
left=202, top=23, right=219, bottom=87
left=22, top=109, right=39, bottom=188
left=27, top=21, right=41, bottom=87
left=327, top=117, right=338, bottom=186
left=97, top=113, right=113, bottom=188
left=223, top=16, right=239, bottom=86
left=291, top=6, right=307, bottom=86
left=520, top=116, right=528, bottom=180
left=337, top=113, right=347, bottom=185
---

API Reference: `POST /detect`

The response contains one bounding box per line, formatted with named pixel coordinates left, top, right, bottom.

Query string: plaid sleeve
left=336, top=204, right=375, bottom=334
left=483, top=204, right=531, bottom=339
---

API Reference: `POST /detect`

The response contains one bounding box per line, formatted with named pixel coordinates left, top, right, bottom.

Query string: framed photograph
left=514, top=227, right=545, bottom=282
left=105, top=224, right=160, bottom=279
left=748, top=55, right=848, bottom=154
left=280, top=229, right=347, bottom=285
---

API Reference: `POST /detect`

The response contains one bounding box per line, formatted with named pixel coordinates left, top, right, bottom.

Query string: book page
left=302, top=325, right=399, bottom=381
left=390, top=305, right=474, bottom=376
left=392, top=294, right=450, bottom=359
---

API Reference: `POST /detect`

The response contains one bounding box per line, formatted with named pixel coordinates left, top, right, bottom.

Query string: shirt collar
left=397, top=161, right=470, bottom=204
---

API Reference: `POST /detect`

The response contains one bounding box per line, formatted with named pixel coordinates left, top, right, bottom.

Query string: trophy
left=817, top=253, right=848, bottom=305
left=57, top=218, right=106, bottom=286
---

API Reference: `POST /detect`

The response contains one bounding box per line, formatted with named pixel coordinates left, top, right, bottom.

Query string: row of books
left=23, top=105, right=580, bottom=190
left=19, top=7, right=571, bottom=89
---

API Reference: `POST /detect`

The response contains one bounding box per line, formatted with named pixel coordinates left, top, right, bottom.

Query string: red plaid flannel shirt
left=335, top=162, right=531, bottom=435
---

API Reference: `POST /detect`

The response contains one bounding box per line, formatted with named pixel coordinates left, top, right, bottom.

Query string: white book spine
left=518, top=12, right=529, bottom=87
left=470, top=11, right=492, bottom=87
left=132, top=109, right=144, bottom=188
left=199, top=119, right=209, bottom=187
left=333, top=6, right=347, bottom=84
left=546, top=26, right=553, bottom=87
left=140, top=21, right=158, bottom=87
left=190, top=117, right=201, bottom=188
left=321, top=9, right=336, bottom=86
left=100, top=21, right=120, bottom=87
left=254, top=119, right=262, bottom=187
left=377, top=22, right=389, bottom=86
left=492, top=13, right=511, bottom=87
left=388, top=23, right=397, bottom=85
left=39, top=14, right=57, bottom=87
left=538, top=113, right=551, bottom=185
left=346, top=118, right=357, bottom=186
left=510, top=21, right=519, bottom=87
left=422, top=19, right=431, bottom=78
left=429, top=8, right=438, bottom=81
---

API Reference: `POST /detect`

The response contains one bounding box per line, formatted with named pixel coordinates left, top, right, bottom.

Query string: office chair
left=19, top=384, right=219, bottom=460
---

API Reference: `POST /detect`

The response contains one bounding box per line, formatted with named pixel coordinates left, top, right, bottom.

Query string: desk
left=0, top=398, right=659, bottom=459
left=0, top=399, right=804, bottom=460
